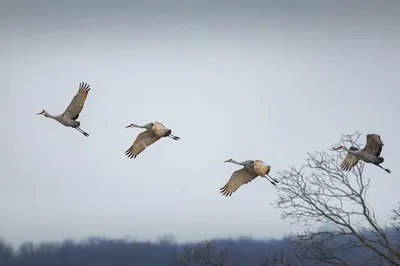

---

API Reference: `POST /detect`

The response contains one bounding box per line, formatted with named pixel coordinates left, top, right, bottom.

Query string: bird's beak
left=36, top=112, right=43, bottom=115
left=333, top=146, right=342, bottom=150
left=125, top=125, right=132, bottom=128
left=223, top=159, right=230, bottom=163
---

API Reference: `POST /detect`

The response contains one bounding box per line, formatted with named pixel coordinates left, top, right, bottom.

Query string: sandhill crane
left=125, top=122, right=180, bottom=159
left=219, top=159, right=279, bottom=197
left=334, top=134, right=391, bottom=174
left=37, top=82, right=91, bottom=137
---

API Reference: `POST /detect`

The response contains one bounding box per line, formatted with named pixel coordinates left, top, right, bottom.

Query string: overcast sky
left=1, top=0, right=399, bottom=247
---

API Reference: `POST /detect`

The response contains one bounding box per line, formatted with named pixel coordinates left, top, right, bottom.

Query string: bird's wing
left=364, top=134, right=384, bottom=157
left=219, top=168, right=258, bottom=197
left=339, top=146, right=360, bottom=171
left=125, top=131, right=161, bottom=159
left=62, top=82, right=91, bottom=120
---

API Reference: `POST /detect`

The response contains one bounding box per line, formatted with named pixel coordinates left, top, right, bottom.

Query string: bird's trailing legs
left=268, top=174, right=279, bottom=183
left=75, top=127, right=89, bottom=137
left=375, top=164, right=391, bottom=174
left=265, top=174, right=279, bottom=186
left=168, top=134, right=180, bottom=140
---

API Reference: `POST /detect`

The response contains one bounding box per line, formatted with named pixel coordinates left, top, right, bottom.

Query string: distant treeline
left=0, top=231, right=398, bottom=266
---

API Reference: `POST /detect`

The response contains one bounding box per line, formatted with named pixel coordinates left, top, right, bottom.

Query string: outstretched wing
left=125, top=131, right=161, bottom=159
left=364, top=134, right=384, bottom=157
left=62, top=82, right=91, bottom=120
left=219, top=168, right=258, bottom=197
left=339, top=146, right=360, bottom=171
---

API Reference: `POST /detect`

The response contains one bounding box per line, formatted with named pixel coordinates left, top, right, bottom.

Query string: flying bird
left=37, top=82, right=91, bottom=137
left=125, top=122, right=180, bottom=159
left=220, top=159, right=279, bottom=197
left=334, top=134, right=391, bottom=174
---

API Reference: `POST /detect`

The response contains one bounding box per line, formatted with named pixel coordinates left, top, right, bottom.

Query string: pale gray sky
left=1, top=0, right=399, bottom=247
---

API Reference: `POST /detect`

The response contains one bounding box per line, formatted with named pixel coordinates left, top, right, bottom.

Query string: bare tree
left=273, top=132, right=400, bottom=265
left=261, top=248, right=300, bottom=266
left=172, top=240, right=235, bottom=266
left=386, top=203, right=400, bottom=262
left=172, top=239, right=299, bottom=266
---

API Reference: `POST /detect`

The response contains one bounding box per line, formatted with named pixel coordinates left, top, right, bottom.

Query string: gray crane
left=37, top=82, right=91, bottom=137
left=125, top=121, right=180, bottom=159
left=334, top=134, right=391, bottom=174
left=220, top=159, right=279, bottom=197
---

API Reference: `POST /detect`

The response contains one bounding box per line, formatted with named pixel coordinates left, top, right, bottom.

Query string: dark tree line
left=0, top=237, right=283, bottom=266
left=0, top=232, right=399, bottom=266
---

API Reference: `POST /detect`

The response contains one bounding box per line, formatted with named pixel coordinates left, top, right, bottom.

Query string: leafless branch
left=387, top=203, right=400, bottom=250
left=261, top=248, right=299, bottom=266
left=172, top=240, right=235, bottom=266
left=272, top=131, right=400, bottom=265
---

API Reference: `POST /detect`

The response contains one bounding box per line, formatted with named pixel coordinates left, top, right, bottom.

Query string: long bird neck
left=343, top=146, right=360, bottom=156
left=135, top=124, right=151, bottom=129
left=43, top=111, right=56, bottom=119
left=231, top=160, right=248, bottom=166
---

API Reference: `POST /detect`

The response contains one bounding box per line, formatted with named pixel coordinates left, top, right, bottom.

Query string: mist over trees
left=2, top=132, right=399, bottom=266
left=1, top=233, right=399, bottom=266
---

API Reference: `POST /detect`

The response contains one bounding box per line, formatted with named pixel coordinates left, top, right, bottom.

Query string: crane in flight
left=334, top=134, right=391, bottom=174
left=125, top=122, right=180, bottom=159
left=220, top=159, right=278, bottom=197
left=37, top=82, right=91, bottom=137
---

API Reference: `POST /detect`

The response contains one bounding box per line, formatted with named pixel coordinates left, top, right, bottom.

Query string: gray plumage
left=125, top=121, right=180, bottom=159
left=220, top=159, right=279, bottom=197
left=37, top=82, right=91, bottom=137
left=334, top=134, right=391, bottom=174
